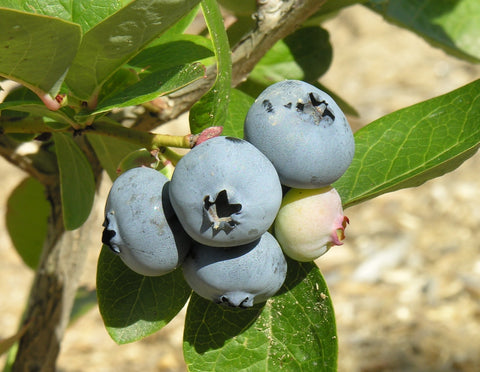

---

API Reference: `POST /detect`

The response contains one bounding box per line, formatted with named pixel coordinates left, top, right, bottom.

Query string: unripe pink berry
left=274, top=186, right=349, bottom=262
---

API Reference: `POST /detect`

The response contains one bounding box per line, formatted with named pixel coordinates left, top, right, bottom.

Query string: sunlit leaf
left=0, top=8, right=81, bottom=97
left=94, top=63, right=206, bottom=114
left=189, top=0, right=232, bottom=132
left=190, top=88, right=253, bottom=138
left=128, top=34, right=213, bottom=73
left=0, top=0, right=130, bottom=32
left=335, top=79, right=480, bottom=208
left=65, top=0, right=202, bottom=101
left=184, top=259, right=337, bottom=371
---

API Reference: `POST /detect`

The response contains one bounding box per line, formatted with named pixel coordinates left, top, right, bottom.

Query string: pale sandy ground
left=1, top=4, right=480, bottom=371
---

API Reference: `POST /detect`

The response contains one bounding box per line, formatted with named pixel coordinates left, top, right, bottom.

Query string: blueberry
left=274, top=186, right=349, bottom=262
left=182, top=232, right=287, bottom=307
left=102, top=167, right=191, bottom=276
left=244, top=80, right=355, bottom=188
left=168, top=136, right=282, bottom=247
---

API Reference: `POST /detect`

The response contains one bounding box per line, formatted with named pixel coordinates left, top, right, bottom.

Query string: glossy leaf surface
left=190, top=88, right=253, bottom=138
left=0, top=0, right=129, bottom=32
left=184, top=259, right=337, bottom=371
left=335, top=79, right=480, bottom=208
left=128, top=34, right=213, bottom=73
left=97, top=246, right=192, bottom=344
left=94, top=63, right=206, bottom=114
left=86, top=134, right=141, bottom=181
left=189, top=0, right=232, bottom=132
left=65, top=0, right=202, bottom=101
left=0, top=8, right=81, bottom=97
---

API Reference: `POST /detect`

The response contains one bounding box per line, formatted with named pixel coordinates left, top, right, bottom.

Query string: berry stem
left=93, top=119, right=193, bottom=149
left=162, top=147, right=183, bottom=166
left=0, top=116, right=221, bottom=150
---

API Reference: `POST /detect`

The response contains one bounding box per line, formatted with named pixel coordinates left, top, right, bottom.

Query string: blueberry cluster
left=102, top=80, right=355, bottom=308
left=245, top=80, right=354, bottom=263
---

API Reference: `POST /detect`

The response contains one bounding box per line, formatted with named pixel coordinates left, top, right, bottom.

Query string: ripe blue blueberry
left=182, top=232, right=287, bottom=307
left=168, top=136, right=282, bottom=247
left=244, top=80, right=355, bottom=188
left=102, top=167, right=191, bottom=276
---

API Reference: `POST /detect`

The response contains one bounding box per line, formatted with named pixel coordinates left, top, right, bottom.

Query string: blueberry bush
left=0, top=0, right=479, bottom=371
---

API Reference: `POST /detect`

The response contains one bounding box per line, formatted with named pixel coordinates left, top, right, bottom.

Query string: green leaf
left=237, top=26, right=359, bottom=117
left=190, top=88, right=253, bottom=137
left=95, top=68, right=141, bottom=109
left=115, top=148, right=162, bottom=174
left=249, top=26, right=332, bottom=85
left=184, top=259, right=337, bottom=371
left=65, top=0, right=202, bottom=101
left=304, top=0, right=367, bottom=24
left=1, top=84, right=38, bottom=102
left=69, top=286, right=98, bottom=326
left=217, top=0, right=256, bottom=16
left=97, top=246, right=192, bottom=344
left=225, top=15, right=256, bottom=47
left=97, top=28, right=213, bottom=110
left=189, top=0, right=232, bottom=132
left=53, top=132, right=96, bottom=230
left=0, top=86, right=78, bottom=128
left=94, top=63, right=206, bottom=114
left=222, top=89, right=254, bottom=138
left=335, top=79, right=480, bottom=209
left=239, top=25, right=331, bottom=96
left=128, top=34, right=214, bottom=73
left=158, top=4, right=200, bottom=40
left=0, top=8, right=81, bottom=98
left=0, top=85, right=36, bottom=122
left=86, top=134, right=141, bottom=180
left=43, top=119, right=71, bottom=130
left=6, top=177, right=50, bottom=269
left=367, top=0, right=480, bottom=62
left=0, top=0, right=129, bottom=33
left=0, top=100, right=76, bottom=126
left=6, top=133, right=37, bottom=142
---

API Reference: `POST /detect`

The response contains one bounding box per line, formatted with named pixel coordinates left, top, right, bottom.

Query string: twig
left=135, top=0, right=325, bottom=132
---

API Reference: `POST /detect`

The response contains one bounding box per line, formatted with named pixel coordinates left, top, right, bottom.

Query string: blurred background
left=1, top=4, right=480, bottom=371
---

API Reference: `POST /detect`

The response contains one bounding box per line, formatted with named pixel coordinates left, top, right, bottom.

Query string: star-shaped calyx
left=295, top=92, right=335, bottom=126
left=202, top=190, right=242, bottom=236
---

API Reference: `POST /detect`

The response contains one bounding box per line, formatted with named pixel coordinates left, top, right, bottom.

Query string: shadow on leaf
left=96, top=246, right=192, bottom=344
left=183, top=257, right=316, bottom=354
left=184, top=293, right=265, bottom=354
left=275, top=257, right=315, bottom=296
